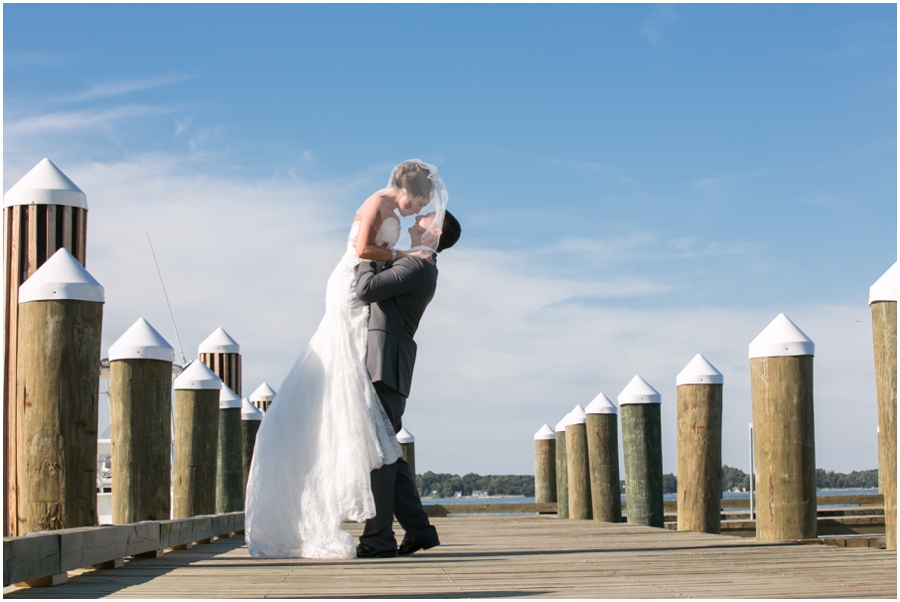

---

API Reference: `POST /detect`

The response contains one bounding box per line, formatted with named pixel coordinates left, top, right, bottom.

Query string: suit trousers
left=360, top=381, right=438, bottom=551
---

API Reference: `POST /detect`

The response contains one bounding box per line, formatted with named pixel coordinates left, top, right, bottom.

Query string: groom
left=354, top=210, right=461, bottom=558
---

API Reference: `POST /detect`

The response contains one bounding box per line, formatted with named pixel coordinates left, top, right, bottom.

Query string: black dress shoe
left=398, top=537, right=440, bottom=556
left=356, top=543, right=398, bottom=558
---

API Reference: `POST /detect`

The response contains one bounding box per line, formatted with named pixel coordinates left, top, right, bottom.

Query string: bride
left=244, top=160, right=448, bottom=559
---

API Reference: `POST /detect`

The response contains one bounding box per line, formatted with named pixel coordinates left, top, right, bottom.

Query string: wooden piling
left=240, top=398, right=263, bottom=502
left=676, top=354, right=724, bottom=534
left=249, top=382, right=276, bottom=412
left=172, top=360, right=222, bottom=519
left=585, top=393, right=621, bottom=523
left=15, top=249, right=103, bottom=534
left=619, top=376, right=664, bottom=528
left=199, top=330, right=242, bottom=514
left=3, top=159, right=88, bottom=536
left=870, top=264, right=897, bottom=550
left=108, top=318, right=174, bottom=523
left=749, top=313, right=816, bottom=541
left=533, top=425, right=556, bottom=504
left=554, top=414, right=569, bottom=519
left=199, top=328, right=241, bottom=396
left=397, top=427, right=416, bottom=483
left=565, top=405, right=591, bottom=519
left=216, top=385, right=243, bottom=514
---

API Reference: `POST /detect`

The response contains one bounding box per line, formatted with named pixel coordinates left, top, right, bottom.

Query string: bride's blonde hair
left=391, top=160, right=434, bottom=200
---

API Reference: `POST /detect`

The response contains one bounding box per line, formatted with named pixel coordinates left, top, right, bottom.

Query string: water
left=423, top=496, right=536, bottom=506
left=423, top=488, right=879, bottom=508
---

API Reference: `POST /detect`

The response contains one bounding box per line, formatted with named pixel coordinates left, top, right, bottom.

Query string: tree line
left=659, top=466, right=879, bottom=494
left=416, top=466, right=878, bottom=498
left=417, top=472, right=535, bottom=498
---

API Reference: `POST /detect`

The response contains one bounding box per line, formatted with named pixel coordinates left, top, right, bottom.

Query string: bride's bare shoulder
left=355, top=189, right=395, bottom=222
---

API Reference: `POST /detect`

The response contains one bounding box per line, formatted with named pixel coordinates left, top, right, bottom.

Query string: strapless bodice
left=348, top=217, right=400, bottom=252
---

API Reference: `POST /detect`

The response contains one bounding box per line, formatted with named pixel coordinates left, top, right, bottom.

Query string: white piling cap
left=748, top=313, right=815, bottom=358
left=676, top=354, right=724, bottom=386
left=618, top=375, right=662, bottom=405
left=108, top=318, right=174, bottom=362
left=565, top=404, right=586, bottom=425
left=534, top=424, right=556, bottom=440
left=3, top=158, right=88, bottom=209
left=173, top=359, right=222, bottom=391
left=18, top=248, right=104, bottom=304
left=250, top=382, right=277, bottom=402
left=241, top=398, right=264, bottom=421
left=397, top=427, right=415, bottom=444
left=219, top=383, right=242, bottom=409
left=585, top=392, right=618, bottom=415
left=554, top=413, right=570, bottom=432
left=869, top=263, right=897, bottom=305
left=198, top=327, right=240, bottom=354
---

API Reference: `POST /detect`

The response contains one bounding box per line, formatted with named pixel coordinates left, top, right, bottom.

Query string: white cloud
left=174, top=117, right=194, bottom=138
left=4, top=105, right=172, bottom=137
left=692, top=167, right=800, bottom=189
left=640, top=5, right=678, bottom=46
left=52, top=74, right=194, bottom=104
left=5, top=151, right=881, bottom=478
left=5, top=51, right=75, bottom=68
left=410, top=259, right=879, bottom=476
left=188, top=125, right=226, bottom=153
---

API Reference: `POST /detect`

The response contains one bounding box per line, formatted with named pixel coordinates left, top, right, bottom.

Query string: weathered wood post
left=749, top=313, right=816, bottom=541
left=216, top=384, right=243, bottom=514
left=15, top=248, right=104, bottom=533
left=397, top=427, right=416, bottom=483
left=618, top=376, right=664, bottom=527
left=870, top=263, right=896, bottom=550
left=533, top=424, right=556, bottom=504
left=107, top=318, right=174, bottom=523
left=565, top=405, right=592, bottom=519
left=555, top=413, right=570, bottom=519
left=585, top=392, right=621, bottom=523
left=240, top=397, right=263, bottom=502
left=199, top=328, right=242, bottom=514
left=199, top=327, right=241, bottom=395
left=676, top=354, right=724, bottom=534
left=250, top=382, right=276, bottom=412
left=4, top=159, right=89, bottom=536
left=172, top=359, right=222, bottom=518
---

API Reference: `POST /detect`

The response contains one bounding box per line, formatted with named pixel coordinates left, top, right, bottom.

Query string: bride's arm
left=354, top=195, right=408, bottom=261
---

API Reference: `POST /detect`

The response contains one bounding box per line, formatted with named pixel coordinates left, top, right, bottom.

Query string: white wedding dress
left=244, top=218, right=403, bottom=559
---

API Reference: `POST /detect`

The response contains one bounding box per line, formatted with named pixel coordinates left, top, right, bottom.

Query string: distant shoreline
left=425, top=487, right=879, bottom=503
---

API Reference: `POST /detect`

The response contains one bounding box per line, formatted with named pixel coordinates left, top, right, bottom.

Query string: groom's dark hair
left=437, top=211, right=461, bottom=253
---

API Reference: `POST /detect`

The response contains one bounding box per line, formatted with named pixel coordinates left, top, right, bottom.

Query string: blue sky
left=4, top=3, right=897, bottom=477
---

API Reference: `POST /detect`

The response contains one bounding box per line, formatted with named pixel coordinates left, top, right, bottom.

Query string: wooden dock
left=3, top=514, right=896, bottom=598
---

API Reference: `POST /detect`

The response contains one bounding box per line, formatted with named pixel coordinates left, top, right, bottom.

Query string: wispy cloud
left=4, top=50, right=75, bottom=68
left=692, top=167, right=799, bottom=189
left=188, top=125, right=226, bottom=153
left=823, top=22, right=895, bottom=63
left=174, top=117, right=194, bottom=138
left=52, top=74, right=194, bottom=104
left=640, top=4, right=678, bottom=46
left=4, top=105, right=172, bottom=137
left=552, top=232, right=765, bottom=264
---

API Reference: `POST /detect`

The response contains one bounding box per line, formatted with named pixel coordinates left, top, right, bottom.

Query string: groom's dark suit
left=355, top=254, right=440, bottom=553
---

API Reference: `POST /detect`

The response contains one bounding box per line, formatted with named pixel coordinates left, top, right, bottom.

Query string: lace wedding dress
left=244, top=218, right=403, bottom=559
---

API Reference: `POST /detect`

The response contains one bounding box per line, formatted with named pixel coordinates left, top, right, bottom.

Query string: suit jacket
left=355, top=254, right=438, bottom=398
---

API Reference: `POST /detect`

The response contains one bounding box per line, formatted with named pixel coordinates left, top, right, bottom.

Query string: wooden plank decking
left=3, top=515, right=896, bottom=598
